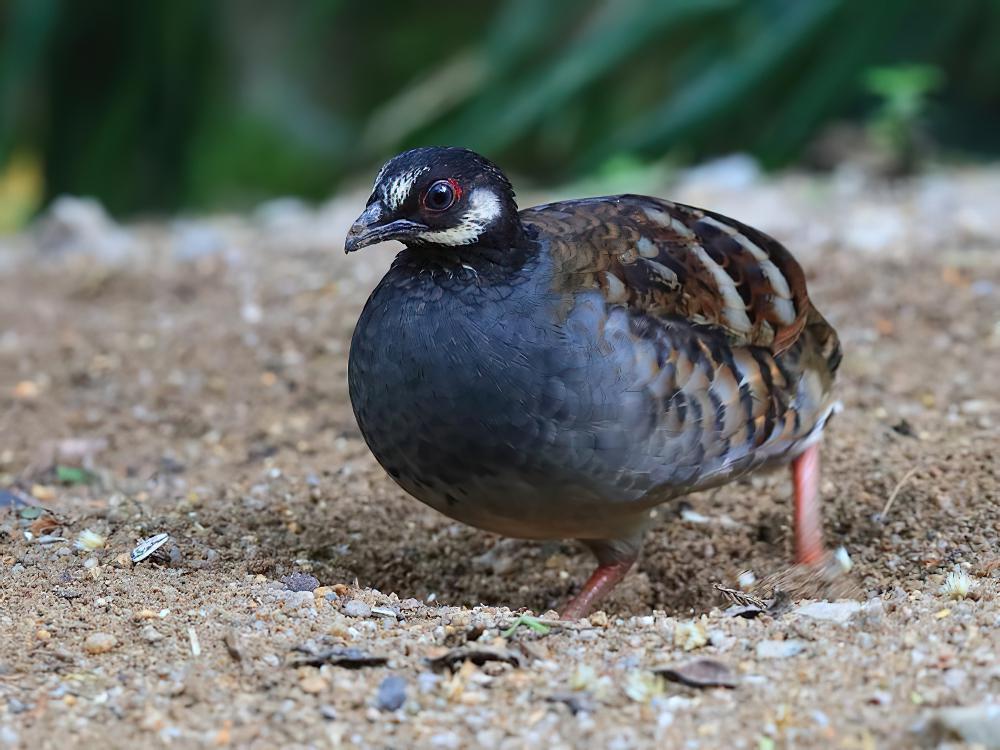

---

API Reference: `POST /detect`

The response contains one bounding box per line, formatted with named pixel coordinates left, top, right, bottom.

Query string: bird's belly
left=348, top=283, right=666, bottom=539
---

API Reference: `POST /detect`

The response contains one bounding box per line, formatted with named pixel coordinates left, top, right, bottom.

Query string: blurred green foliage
left=864, top=64, right=944, bottom=172
left=1, top=0, right=999, bottom=219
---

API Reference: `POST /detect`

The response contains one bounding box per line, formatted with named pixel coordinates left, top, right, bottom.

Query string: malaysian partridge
left=346, top=147, right=841, bottom=618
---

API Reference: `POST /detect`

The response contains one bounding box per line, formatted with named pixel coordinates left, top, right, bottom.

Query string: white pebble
left=756, top=639, right=806, bottom=659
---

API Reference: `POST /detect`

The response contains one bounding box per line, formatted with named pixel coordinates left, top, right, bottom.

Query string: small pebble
left=475, top=730, right=504, bottom=747
left=793, top=601, right=862, bottom=625
left=587, top=611, right=609, bottom=627
left=959, top=399, right=991, bottom=415
left=375, top=675, right=407, bottom=711
left=299, top=675, right=328, bottom=694
left=942, top=668, right=968, bottom=690
left=319, top=705, right=337, bottom=720
left=83, top=632, right=118, bottom=654
left=13, top=380, right=39, bottom=400
left=429, top=731, right=461, bottom=749
left=284, top=590, right=316, bottom=609
left=918, top=703, right=1000, bottom=748
left=624, top=670, right=665, bottom=703
left=343, top=600, right=372, bottom=618
left=870, top=690, right=892, bottom=706
left=417, top=672, right=441, bottom=693
left=707, top=629, right=734, bottom=651
left=141, top=625, right=165, bottom=643
left=282, top=572, right=320, bottom=592
left=756, top=639, right=806, bottom=659
left=674, top=620, right=708, bottom=651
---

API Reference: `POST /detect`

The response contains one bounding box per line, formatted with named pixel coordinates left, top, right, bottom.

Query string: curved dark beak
left=344, top=201, right=427, bottom=253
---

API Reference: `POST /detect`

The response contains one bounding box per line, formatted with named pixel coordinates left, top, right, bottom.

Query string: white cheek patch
left=417, top=188, right=502, bottom=246
left=382, top=167, right=429, bottom=210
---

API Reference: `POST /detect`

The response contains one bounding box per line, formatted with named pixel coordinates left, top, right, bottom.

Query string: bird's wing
left=521, top=194, right=810, bottom=354
left=520, top=194, right=840, bottom=482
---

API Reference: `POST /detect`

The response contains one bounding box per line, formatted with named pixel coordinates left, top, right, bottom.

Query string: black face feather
left=345, top=147, right=523, bottom=253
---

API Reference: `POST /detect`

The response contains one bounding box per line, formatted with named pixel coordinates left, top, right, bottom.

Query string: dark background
left=1, top=0, right=998, bottom=223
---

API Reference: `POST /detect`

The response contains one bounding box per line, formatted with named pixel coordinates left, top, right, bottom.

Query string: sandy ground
left=1, top=163, right=998, bottom=749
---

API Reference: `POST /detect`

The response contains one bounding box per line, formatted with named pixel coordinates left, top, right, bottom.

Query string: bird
left=345, top=146, right=841, bottom=619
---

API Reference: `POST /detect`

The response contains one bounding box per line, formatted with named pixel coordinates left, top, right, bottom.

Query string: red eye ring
left=422, top=179, right=462, bottom=211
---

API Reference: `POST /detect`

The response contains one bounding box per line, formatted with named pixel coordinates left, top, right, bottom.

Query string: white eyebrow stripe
left=416, top=188, right=501, bottom=246
left=382, top=167, right=429, bottom=210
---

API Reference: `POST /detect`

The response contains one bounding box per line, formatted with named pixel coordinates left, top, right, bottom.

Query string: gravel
left=1, top=165, right=998, bottom=747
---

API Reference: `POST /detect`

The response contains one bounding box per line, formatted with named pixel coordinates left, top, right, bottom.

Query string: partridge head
left=345, top=147, right=522, bottom=253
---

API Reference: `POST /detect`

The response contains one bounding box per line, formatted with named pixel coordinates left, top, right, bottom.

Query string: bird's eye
left=422, top=180, right=457, bottom=212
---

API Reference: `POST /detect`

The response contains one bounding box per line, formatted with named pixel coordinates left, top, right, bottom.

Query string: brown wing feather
left=522, top=195, right=810, bottom=354
left=521, top=195, right=840, bottom=485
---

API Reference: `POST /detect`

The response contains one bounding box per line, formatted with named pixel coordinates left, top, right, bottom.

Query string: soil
left=1, top=166, right=998, bottom=749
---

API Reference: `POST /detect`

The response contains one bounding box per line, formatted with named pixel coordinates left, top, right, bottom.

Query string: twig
left=880, top=466, right=920, bottom=520
left=712, top=583, right=767, bottom=609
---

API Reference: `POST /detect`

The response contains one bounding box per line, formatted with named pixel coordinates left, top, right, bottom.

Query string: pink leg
left=561, top=537, right=641, bottom=619
left=561, top=559, right=635, bottom=620
left=792, top=443, right=825, bottom=565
